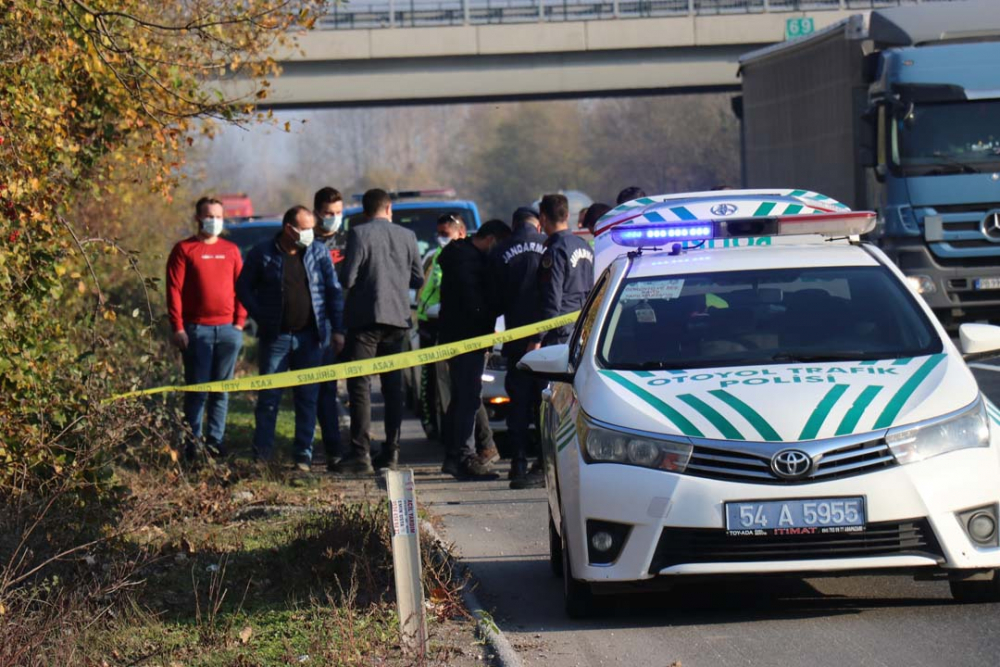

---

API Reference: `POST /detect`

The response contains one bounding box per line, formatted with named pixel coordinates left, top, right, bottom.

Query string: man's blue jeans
left=182, top=323, right=243, bottom=455
left=254, top=329, right=322, bottom=463
left=317, top=339, right=343, bottom=461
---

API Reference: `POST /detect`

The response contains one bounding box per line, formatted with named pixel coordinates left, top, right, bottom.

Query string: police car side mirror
left=518, top=344, right=574, bottom=383
left=960, top=323, right=1000, bottom=362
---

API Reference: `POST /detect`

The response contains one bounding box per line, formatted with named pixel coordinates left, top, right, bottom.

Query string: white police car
left=518, top=190, right=1000, bottom=617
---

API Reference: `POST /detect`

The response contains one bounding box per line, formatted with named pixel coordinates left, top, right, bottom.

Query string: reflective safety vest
left=416, top=247, right=442, bottom=322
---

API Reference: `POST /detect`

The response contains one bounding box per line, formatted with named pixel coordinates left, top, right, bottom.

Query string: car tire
left=950, top=570, right=1000, bottom=603
left=561, top=518, right=594, bottom=618
left=549, top=511, right=563, bottom=578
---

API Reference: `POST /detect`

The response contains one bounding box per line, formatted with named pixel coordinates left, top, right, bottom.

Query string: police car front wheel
left=562, top=518, right=595, bottom=618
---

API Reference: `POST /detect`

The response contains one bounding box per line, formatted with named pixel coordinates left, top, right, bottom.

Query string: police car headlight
left=583, top=423, right=692, bottom=472
left=886, top=399, right=990, bottom=465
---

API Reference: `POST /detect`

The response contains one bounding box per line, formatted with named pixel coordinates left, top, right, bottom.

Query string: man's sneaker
left=333, top=456, right=375, bottom=476
left=372, top=445, right=399, bottom=471
left=455, top=457, right=499, bottom=481
left=441, top=457, right=460, bottom=477
left=477, top=445, right=500, bottom=466
left=294, top=461, right=311, bottom=473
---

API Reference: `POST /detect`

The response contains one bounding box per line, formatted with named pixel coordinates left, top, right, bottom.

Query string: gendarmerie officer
left=520, top=194, right=594, bottom=487
left=534, top=193, right=594, bottom=347
left=488, top=206, right=547, bottom=488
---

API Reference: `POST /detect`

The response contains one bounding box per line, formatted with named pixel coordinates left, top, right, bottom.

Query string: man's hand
left=332, top=332, right=346, bottom=355
left=172, top=330, right=189, bottom=351
left=234, top=324, right=243, bottom=331
left=526, top=340, right=541, bottom=353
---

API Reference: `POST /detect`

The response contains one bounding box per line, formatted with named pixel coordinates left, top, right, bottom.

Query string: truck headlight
left=583, top=423, right=692, bottom=472
left=886, top=399, right=990, bottom=465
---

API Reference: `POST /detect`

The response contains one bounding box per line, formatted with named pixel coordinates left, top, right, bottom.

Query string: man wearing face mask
left=236, top=205, right=345, bottom=470
left=166, top=196, right=247, bottom=461
left=313, top=187, right=346, bottom=468
left=438, top=219, right=512, bottom=480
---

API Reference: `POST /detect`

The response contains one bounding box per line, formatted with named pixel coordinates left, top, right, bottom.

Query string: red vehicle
left=218, top=193, right=253, bottom=219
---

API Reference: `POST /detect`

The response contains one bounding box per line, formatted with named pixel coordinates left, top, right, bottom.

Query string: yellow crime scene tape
left=107, top=312, right=580, bottom=402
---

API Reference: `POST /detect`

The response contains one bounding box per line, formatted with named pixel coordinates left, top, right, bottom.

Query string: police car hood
left=581, top=353, right=976, bottom=442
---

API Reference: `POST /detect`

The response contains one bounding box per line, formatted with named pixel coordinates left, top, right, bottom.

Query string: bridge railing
left=314, top=0, right=953, bottom=30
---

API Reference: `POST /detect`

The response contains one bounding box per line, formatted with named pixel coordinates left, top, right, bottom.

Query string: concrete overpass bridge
left=215, top=1, right=947, bottom=108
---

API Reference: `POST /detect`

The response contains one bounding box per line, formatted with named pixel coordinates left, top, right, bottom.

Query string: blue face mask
left=437, top=235, right=452, bottom=247
left=320, top=213, right=343, bottom=234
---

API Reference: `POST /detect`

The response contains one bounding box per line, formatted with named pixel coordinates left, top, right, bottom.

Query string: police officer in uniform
left=522, top=194, right=594, bottom=486
left=488, top=206, right=547, bottom=488
left=534, top=193, right=594, bottom=347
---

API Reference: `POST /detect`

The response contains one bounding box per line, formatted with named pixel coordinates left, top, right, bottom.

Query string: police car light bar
left=609, top=211, right=876, bottom=247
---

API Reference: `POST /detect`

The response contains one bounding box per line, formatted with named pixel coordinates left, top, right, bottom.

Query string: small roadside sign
left=785, top=17, right=815, bottom=40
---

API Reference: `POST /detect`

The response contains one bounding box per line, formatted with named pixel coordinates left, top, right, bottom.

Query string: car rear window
left=346, top=206, right=475, bottom=256
left=221, top=224, right=280, bottom=257
left=598, top=266, right=942, bottom=370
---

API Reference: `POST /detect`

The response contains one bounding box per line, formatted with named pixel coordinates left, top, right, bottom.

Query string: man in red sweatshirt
left=166, top=197, right=247, bottom=460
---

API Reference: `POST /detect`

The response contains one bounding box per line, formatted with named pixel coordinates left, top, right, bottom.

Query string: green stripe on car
left=799, top=384, right=850, bottom=440
left=708, top=390, right=782, bottom=442
left=753, top=202, right=776, bottom=217
left=783, top=204, right=803, bottom=215
left=835, top=385, right=884, bottom=436
left=678, top=394, right=744, bottom=440
left=601, top=371, right=704, bottom=437
left=873, top=354, right=947, bottom=429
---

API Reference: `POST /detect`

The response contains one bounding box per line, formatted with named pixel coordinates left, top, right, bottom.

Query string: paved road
left=399, top=364, right=1000, bottom=667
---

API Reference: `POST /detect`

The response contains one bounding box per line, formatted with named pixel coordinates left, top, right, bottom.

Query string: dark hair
left=475, top=219, right=512, bottom=242
left=581, top=203, right=612, bottom=233
left=615, top=186, right=647, bottom=205
left=313, top=187, right=342, bottom=211
left=511, top=206, right=539, bottom=231
left=437, top=212, right=465, bottom=233
left=195, top=196, right=223, bottom=217
left=283, top=205, right=311, bottom=228
left=539, top=194, right=569, bottom=224
left=362, top=188, right=391, bottom=217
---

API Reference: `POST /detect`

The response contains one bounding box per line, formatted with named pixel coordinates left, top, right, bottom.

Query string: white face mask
left=295, top=227, right=314, bottom=249
left=200, top=217, right=224, bottom=237
left=320, top=213, right=343, bottom=234
left=437, top=235, right=453, bottom=248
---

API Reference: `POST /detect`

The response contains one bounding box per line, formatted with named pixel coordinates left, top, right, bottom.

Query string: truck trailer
left=737, top=1, right=1000, bottom=325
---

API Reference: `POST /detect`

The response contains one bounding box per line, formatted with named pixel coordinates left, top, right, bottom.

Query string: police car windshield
left=598, top=266, right=942, bottom=371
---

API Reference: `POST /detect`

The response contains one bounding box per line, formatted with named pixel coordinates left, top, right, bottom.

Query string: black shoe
left=441, top=457, right=460, bottom=476
left=372, top=445, right=399, bottom=471
left=205, top=442, right=227, bottom=459
left=454, top=457, right=499, bottom=481
left=326, top=456, right=342, bottom=472
left=510, top=470, right=544, bottom=490
left=333, top=456, right=375, bottom=476
left=508, top=459, right=528, bottom=482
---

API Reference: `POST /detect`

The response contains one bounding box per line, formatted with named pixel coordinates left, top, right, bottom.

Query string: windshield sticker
left=621, top=279, right=684, bottom=301
left=636, top=307, right=657, bottom=323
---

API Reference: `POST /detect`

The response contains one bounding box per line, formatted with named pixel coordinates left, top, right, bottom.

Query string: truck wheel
left=561, top=519, right=594, bottom=618
left=549, top=511, right=563, bottom=578
left=950, top=570, right=1000, bottom=603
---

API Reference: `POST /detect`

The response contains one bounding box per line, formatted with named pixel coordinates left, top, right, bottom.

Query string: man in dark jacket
left=488, top=207, right=547, bottom=487
left=336, top=189, right=424, bottom=474
left=236, top=205, right=345, bottom=470
left=439, top=219, right=511, bottom=480
left=533, top=193, right=594, bottom=347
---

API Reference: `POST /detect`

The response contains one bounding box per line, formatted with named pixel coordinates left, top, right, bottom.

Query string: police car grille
left=686, top=439, right=897, bottom=484
left=649, top=519, right=942, bottom=572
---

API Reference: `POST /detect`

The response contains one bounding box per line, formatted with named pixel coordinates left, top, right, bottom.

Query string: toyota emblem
left=710, top=203, right=738, bottom=217
left=981, top=211, right=1000, bottom=242
left=771, top=449, right=813, bottom=479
